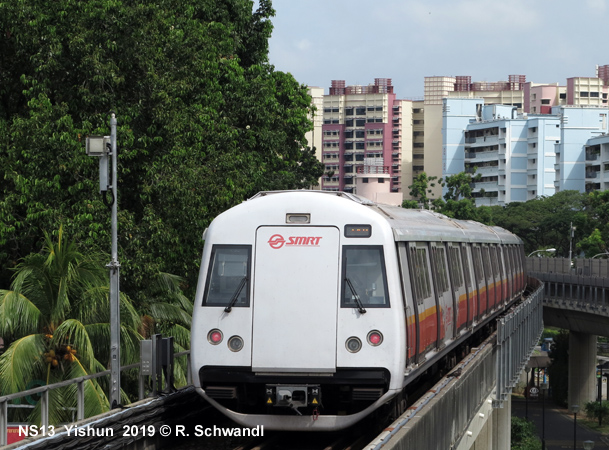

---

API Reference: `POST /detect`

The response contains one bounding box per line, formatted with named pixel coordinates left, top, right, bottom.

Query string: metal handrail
left=0, top=350, right=190, bottom=446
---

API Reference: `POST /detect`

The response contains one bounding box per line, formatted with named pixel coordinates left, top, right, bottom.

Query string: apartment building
left=555, top=106, right=609, bottom=192
left=417, top=75, right=528, bottom=199
left=442, top=99, right=608, bottom=206
left=584, top=133, right=609, bottom=192
left=320, top=78, right=404, bottom=201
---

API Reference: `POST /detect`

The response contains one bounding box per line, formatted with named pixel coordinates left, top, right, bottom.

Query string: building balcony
left=472, top=181, right=500, bottom=192
left=585, top=171, right=600, bottom=180
left=468, top=135, right=499, bottom=148
left=465, top=150, right=499, bottom=162
left=356, top=165, right=390, bottom=174
left=474, top=166, right=499, bottom=176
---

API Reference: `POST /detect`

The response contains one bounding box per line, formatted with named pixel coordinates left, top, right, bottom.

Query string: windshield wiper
left=345, top=278, right=367, bottom=314
left=224, top=277, right=247, bottom=313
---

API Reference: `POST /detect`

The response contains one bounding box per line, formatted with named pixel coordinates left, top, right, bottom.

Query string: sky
left=266, top=0, right=609, bottom=99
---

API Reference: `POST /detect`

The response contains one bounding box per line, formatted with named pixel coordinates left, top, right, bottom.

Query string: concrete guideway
left=364, top=280, right=544, bottom=450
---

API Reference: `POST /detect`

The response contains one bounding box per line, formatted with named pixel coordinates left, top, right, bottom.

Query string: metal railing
left=526, top=256, right=609, bottom=277
left=494, top=278, right=544, bottom=407
left=0, top=348, right=190, bottom=446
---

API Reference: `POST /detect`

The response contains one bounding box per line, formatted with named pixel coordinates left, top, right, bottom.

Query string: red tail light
left=208, top=329, right=223, bottom=345
left=367, top=330, right=383, bottom=346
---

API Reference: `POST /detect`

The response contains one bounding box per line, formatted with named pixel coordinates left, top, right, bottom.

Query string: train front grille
left=205, top=386, right=237, bottom=399
left=351, top=387, right=384, bottom=402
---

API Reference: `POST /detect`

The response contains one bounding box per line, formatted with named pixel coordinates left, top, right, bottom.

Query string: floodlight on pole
left=85, top=116, right=121, bottom=409
left=527, top=248, right=556, bottom=257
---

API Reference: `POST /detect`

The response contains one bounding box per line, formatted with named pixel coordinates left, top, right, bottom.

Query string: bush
left=584, top=400, right=609, bottom=425
left=511, top=416, right=541, bottom=450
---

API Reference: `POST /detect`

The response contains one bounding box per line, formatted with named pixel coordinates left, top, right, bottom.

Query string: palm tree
left=138, top=272, right=193, bottom=387
left=0, top=227, right=142, bottom=424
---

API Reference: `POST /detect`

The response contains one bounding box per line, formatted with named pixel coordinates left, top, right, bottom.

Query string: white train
left=191, top=191, right=525, bottom=431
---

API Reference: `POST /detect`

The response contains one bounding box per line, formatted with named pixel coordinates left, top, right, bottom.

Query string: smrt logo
left=268, top=234, right=322, bottom=249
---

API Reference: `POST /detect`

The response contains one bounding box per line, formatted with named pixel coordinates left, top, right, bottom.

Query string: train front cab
left=192, top=196, right=404, bottom=430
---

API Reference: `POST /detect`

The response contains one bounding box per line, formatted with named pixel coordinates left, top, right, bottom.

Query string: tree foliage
left=511, top=416, right=541, bottom=450
left=0, top=228, right=192, bottom=422
left=0, top=0, right=323, bottom=298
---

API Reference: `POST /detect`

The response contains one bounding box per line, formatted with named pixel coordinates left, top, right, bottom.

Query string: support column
left=568, top=332, right=597, bottom=408
left=492, top=395, right=511, bottom=450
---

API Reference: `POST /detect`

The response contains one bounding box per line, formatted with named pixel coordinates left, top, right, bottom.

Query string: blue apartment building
left=442, top=98, right=608, bottom=206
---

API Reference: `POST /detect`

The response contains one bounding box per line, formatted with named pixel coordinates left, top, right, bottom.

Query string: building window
left=355, top=130, right=365, bottom=138
left=356, top=142, right=365, bottom=149
left=346, top=119, right=354, bottom=127
left=378, top=178, right=384, bottom=183
left=580, top=92, right=589, bottom=97
left=541, top=99, right=551, bottom=105
left=355, top=107, right=366, bottom=115
left=355, top=119, right=366, bottom=127
left=560, top=93, right=566, bottom=99
left=362, top=178, right=369, bottom=183
left=590, top=92, right=600, bottom=98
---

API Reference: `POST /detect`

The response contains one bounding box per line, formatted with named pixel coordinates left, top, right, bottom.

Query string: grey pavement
left=512, top=396, right=609, bottom=449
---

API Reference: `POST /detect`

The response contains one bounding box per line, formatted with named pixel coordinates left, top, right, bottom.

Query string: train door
left=471, top=244, right=487, bottom=319
left=447, top=244, right=467, bottom=335
left=502, top=246, right=513, bottom=303
left=430, top=243, right=453, bottom=346
left=398, top=243, right=417, bottom=366
left=406, top=242, right=436, bottom=361
left=251, top=226, right=340, bottom=372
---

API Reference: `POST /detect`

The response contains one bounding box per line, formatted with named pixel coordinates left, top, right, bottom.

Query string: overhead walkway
left=528, top=257, right=609, bottom=410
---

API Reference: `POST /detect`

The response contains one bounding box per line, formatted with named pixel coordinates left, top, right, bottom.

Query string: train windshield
left=202, top=245, right=251, bottom=307
left=341, top=246, right=389, bottom=308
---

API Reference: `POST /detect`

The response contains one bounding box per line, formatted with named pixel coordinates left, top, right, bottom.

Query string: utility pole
left=86, top=113, right=121, bottom=409
left=108, top=113, right=121, bottom=408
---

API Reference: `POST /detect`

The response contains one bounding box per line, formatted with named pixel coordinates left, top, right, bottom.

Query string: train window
left=432, top=246, right=449, bottom=294
left=472, top=246, right=484, bottom=283
left=461, top=246, right=473, bottom=291
left=490, top=246, right=500, bottom=279
left=202, top=245, right=251, bottom=307
left=408, top=246, right=431, bottom=304
left=448, top=246, right=464, bottom=289
left=481, top=246, right=492, bottom=279
left=341, top=246, right=390, bottom=308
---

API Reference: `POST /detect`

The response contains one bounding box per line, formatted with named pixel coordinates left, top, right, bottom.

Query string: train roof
left=250, top=191, right=522, bottom=245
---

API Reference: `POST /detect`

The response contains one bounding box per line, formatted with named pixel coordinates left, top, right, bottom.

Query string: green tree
left=489, top=191, right=587, bottom=256
left=404, top=172, right=441, bottom=209
left=0, top=227, right=141, bottom=424
left=577, top=228, right=606, bottom=258
left=0, top=0, right=323, bottom=300
left=443, top=170, right=481, bottom=202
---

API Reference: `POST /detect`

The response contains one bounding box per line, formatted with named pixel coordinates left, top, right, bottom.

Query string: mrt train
left=190, top=190, right=526, bottom=431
